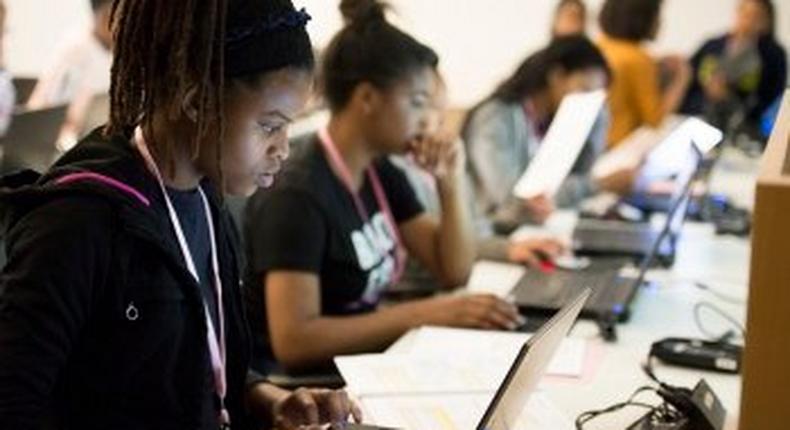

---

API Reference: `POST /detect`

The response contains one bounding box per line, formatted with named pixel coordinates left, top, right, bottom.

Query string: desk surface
left=519, top=149, right=755, bottom=429
left=387, top=148, right=756, bottom=429
left=540, top=219, right=748, bottom=429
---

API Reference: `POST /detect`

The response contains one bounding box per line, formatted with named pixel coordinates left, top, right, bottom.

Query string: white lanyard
left=133, top=128, right=230, bottom=427
left=317, top=127, right=405, bottom=285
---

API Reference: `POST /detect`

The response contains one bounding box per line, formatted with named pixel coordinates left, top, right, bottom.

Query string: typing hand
left=507, top=237, right=566, bottom=268
left=421, top=293, right=524, bottom=331
left=273, top=388, right=362, bottom=430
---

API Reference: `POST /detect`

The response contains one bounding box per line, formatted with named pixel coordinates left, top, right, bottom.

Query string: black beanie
left=224, top=0, right=314, bottom=78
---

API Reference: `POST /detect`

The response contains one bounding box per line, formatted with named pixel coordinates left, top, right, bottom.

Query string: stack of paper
left=335, top=353, right=510, bottom=396
left=335, top=327, right=585, bottom=429
left=361, top=391, right=573, bottom=430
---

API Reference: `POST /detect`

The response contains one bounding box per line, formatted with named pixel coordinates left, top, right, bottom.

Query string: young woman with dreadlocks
left=0, top=0, right=361, bottom=429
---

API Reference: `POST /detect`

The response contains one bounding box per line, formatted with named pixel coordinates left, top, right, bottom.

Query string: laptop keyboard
left=514, top=257, right=634, bottom=315
left=521, top=270, right=619, bottom=306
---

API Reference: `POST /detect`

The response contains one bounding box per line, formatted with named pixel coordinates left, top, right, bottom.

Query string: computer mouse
left=615, top=202, right=646, bottom=223
left=554, top=254, right=592, bottom=271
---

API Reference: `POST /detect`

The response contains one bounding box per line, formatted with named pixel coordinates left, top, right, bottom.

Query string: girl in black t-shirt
left=245, top=0, right=522, bottom=372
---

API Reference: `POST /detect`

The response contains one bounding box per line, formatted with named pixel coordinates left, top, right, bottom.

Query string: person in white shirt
left=27, top=0, right=112, bottom=148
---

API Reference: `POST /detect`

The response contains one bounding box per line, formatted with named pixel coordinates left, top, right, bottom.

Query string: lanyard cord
left=317, top=127, right=406, bottom=285
left=133, top=128, right=230, bottom=426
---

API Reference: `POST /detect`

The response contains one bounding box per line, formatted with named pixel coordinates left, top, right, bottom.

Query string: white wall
left=7, top=0, right=790, bottom=106
left=5, top=0, right=92, bottom=74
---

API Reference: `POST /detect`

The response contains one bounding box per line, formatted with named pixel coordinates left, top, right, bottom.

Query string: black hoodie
left=0, top=129, right=255, bottom=429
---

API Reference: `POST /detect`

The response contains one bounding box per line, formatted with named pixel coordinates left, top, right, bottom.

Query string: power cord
left=693, top=281, right=745, bottom=305
left=575, top=347, right=710, bottom=429
left=693, top=301, right=745, bottom=342
left=575, top=386, right=659, bottom=429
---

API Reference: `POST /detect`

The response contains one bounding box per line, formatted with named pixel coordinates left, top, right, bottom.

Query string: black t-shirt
left=243, top=135, right=423, bottom=370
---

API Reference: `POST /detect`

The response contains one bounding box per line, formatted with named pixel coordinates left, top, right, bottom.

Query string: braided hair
left=107, top=0, right=313, bottom=182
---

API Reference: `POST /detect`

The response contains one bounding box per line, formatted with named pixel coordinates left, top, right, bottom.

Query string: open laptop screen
left=477, top=288, right=590, bottom=430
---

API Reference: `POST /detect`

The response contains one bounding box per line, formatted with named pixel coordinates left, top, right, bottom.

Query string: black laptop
left=571, top=157, right=696, bottom=262
left=512, top=143, right=702, bottom=323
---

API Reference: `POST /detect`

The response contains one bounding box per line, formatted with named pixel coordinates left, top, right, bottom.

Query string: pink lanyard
left=133, top=128, right=230, bottom=427
left=317, top=127, right=406, bottom=285
left=522, top=99, right=543, bottom=139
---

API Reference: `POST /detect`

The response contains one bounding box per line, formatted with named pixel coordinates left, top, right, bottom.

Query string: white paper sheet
left=361, top=391, right=574, bottom=430
left=404, top=327, right=586, bottom=378
left=336, top=353, right=511, bottom=396
left=464, top=260, right=526, bottom=298
left=513, top=90, right=606, bottom=199
left=336, top=328, right=586, bottom=398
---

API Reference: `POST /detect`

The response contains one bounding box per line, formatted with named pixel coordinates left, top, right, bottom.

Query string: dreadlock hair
left=107, top=0, right=313, bottom=187
left=108, top=0, right=228, bottom=180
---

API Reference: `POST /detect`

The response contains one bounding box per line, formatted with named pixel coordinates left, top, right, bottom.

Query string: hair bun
left=339, top=0, right=388, bottom=26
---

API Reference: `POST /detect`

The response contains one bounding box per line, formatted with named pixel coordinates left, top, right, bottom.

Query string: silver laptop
left=573, top=118, right=722, bottom=259
left=347, top=288, right=591, bottom=430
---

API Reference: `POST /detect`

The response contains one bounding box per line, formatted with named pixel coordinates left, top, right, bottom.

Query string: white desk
left=383, top=148, right=756, bottom=429
left=521, top=149, right=755, bottom=429
left=534, top=219, right=749, bottom=429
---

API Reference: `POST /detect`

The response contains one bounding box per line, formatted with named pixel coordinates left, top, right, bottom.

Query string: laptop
left=590, top=115, right=686, bottom=185
left=346, top=288, right=591, bottom=430
left=572, top=118, right=722, bottom=259
left=0, top=104, right=68, bottom=174
left=512, top=143, right=701, bottom=324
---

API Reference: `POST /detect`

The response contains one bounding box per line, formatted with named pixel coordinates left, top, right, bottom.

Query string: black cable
left=643, top=353, right=691, bottom=395
left=577, top=325, right=733, bottom=429
left=575, top=386, right=659, bottom=429
left=693, top=300, right=746, bottom=341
